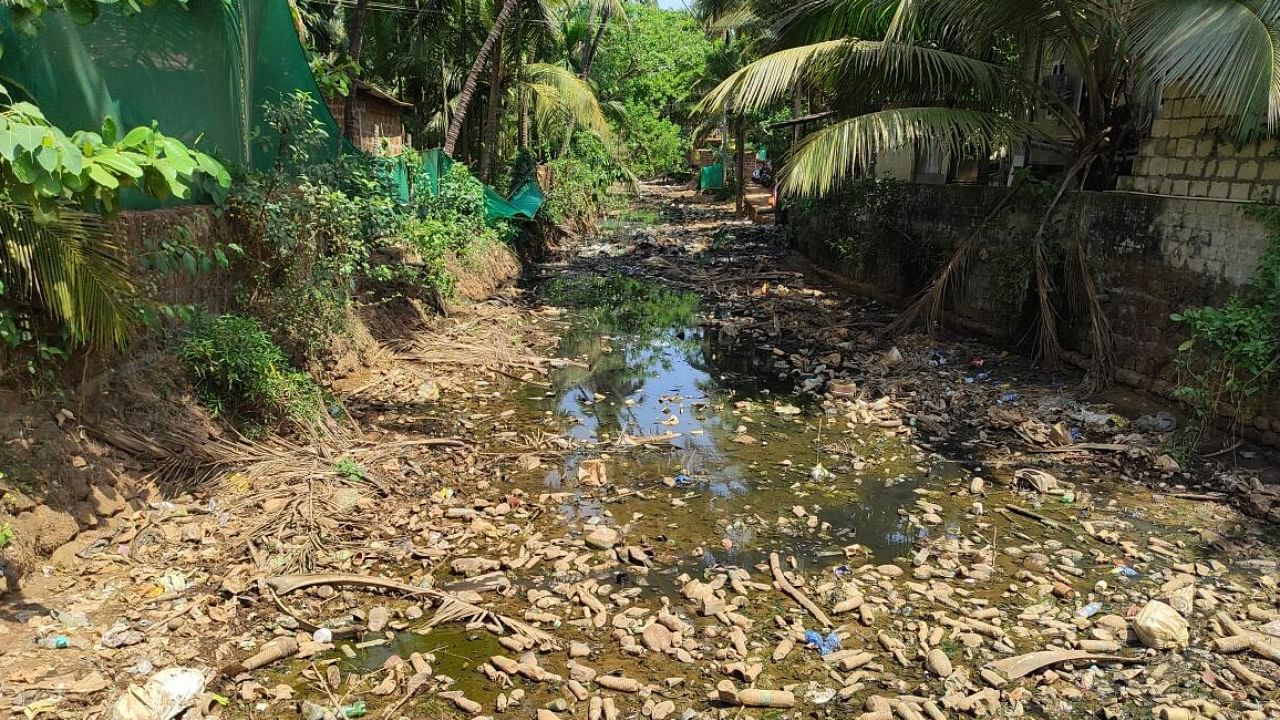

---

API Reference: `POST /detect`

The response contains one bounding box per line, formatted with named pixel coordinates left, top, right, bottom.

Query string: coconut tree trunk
left=479, top=37, right=504, bottom=182
left=735, top=117, right=746, bottom=214
left=343, top=0, right=370, bottom=142
left=558, top=8, right=610, bottom=157
left=444, top=0, right=521, bottom=157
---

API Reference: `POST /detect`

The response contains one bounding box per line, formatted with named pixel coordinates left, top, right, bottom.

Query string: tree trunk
left=479, top=37, right=504, bottom=183
left=559, top=8, right=610, bottom=157
left=735, top=118, right=746, bottom=214
left=518, top=86, right=530, bottom=150
left=444, top=0, right=521, bottom=157
left=343, top=0, right=370, bottom=142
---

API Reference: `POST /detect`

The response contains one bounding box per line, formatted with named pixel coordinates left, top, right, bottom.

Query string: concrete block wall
left=1117, top=93, right=1280, bottom=201
left=789, top=184, right=1280, bottom=442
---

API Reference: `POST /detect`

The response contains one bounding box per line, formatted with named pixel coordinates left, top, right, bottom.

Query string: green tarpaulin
left=415, top=149, right=543, bottom=221
left=699, top=163, right=725, bottom=191
left=0, top=0, right=541, bottom=221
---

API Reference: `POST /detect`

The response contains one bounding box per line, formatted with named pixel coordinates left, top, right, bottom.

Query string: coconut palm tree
left=445, top=0, right=524, bottom=156
left=697, top=0, right=1280, bottom=385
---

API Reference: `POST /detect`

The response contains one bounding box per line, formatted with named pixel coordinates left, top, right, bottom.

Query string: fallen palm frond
left=886, top=174, right=1025, bottom=337
left=90, top=422, right=471, bottom=572
left=264, top=573, right=559, bottom=647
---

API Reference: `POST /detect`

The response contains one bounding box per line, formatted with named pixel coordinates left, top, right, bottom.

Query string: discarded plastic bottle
left=340, top=701, right=367, bottom=718
left=37, top=634, right=70, bottom=649
left=1076, top=602, right=1102, bottom=619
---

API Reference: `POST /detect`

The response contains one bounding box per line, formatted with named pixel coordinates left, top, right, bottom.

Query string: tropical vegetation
left=695, top=0, right=1280, bottom=386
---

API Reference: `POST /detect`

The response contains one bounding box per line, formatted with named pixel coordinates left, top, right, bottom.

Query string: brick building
left=327, top=80, right=411, bottom=157
left=1117, top=91, right=1280, bottom=202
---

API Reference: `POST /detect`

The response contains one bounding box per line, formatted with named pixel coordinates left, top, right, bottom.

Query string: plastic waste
left=809, top=463, right=833, bottom=481
left=340, top=701, right=368, bottom=718
left=312, top=627, right=334, bottom=643
left=37, top=634, right=70, bottom=649
left=804, top=630, right=840, bottom=656
left=1076, top=602, right=1102, bottom=619
left=673, top=473, right=694, bottom=487
left=110, top=667, right=205, bottom=720
left=1133, top=600, right=1189, bottom=649
left=1112, top=565, right=1140, bottom=578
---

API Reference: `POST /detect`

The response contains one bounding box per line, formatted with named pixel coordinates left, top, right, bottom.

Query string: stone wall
left=1118, top=92, right=1280, bottom=201
left=789, top=184, right=1280, bottom=440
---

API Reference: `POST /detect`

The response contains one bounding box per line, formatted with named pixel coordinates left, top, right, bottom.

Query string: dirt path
left=3, top=185, right=1279, bottom=720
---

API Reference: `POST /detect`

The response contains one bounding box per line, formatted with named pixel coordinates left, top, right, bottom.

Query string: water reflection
left=538, top=273, right=958, bottom=566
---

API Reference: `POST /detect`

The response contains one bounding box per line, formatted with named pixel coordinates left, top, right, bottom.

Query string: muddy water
left=526, top=274, right=964, bottom=581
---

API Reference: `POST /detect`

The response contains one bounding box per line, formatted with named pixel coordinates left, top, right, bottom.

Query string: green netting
left=0, top=0, right=542, bottom=221
left=699, top=163, right=725, bottom=191
left=416, top=149, right=543, bottom=221
left=0, top=0, right=344, bottom=173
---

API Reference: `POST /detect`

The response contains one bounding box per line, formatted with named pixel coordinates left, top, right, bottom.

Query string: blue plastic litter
left=674, top=473, right=694, bottom=487
left=998, top=391, right=1022, bottom=404
left=1113, top=565, right=1140, bottom=578
left=805, top=630, right=841, bottom=656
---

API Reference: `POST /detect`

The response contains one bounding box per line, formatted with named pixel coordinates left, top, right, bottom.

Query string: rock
left=651, top=700, right=675, bottom=720
left=1133, top=600, right=1189, bottom=649
left=642, top=623, right=673, bottom=653
left=586, top=526, right=620, bottom=549
left=368, top=606, right=390, bottom=633
left=926, top=648, right=953, bottom=677
left=570, top=642, right=591, bottom=658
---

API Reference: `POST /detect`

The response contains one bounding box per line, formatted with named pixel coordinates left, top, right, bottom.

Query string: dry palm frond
left=264, top=573, right=558, bottom=647
left=887, top=174, right=1025, bottom=336
left=1068, top=236, right=1115, bottom=394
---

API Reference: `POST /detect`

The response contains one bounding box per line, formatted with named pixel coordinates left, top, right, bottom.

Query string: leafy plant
left=1173, top=202, right=1280, bottom=432
left=0, top=521, right=12, bottom=549
left=0, top=81, right=230, bottom=356
left=332, top=457, right=368, bottom=481
left=545, top=132, right=625, bottom=232
left=179, top=314, right=324, bottom=431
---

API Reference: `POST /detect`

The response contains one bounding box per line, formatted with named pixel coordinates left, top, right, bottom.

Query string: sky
left=657, top=0, right=691, bottom=9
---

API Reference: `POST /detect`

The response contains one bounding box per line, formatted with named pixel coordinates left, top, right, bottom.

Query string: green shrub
left=545, top=133, right=623, bottom=231
left=1173, top=201, right=1280, bottom=429
left=180, top=314, right=324, bottom=431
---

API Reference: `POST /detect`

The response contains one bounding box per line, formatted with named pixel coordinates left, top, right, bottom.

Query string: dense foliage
left=593, top=2, right=716, bottom=177
left=180, top=314, right=325, bottom=432
left=1174, top=203, right=1280, bottom=430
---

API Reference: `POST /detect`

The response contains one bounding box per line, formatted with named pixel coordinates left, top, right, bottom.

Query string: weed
left=1173, top=201, right=1280, bottom=435
left=333, top=457, right=368, bottom=481
left=179, top=314, right=323, bottom=432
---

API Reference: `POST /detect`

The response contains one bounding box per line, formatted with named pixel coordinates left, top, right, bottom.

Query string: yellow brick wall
left=1117, top=93, right=1280, bottom=201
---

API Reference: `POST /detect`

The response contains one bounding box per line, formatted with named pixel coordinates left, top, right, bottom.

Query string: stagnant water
left=525, top=273, right=965, bottom=581
left=322, top=247, right=1274, bottom=715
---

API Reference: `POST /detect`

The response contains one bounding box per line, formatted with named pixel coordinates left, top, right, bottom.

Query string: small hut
left=327, top=80, right=412, bottom=156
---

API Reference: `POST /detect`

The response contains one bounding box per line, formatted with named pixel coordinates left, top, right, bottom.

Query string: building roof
left=354, top=79, right=412, bottom=109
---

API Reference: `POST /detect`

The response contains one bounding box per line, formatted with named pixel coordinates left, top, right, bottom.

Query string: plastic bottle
left=340, top=701, right=368, bottom=718
left=37, top=634, right=71, bottom=649
left=1076, top=602, right=1102, bottom=619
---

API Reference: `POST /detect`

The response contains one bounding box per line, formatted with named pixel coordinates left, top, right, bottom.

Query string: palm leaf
left=698, top=39, right=1024, bottom=117
left=1128, top=0, right=1280, bottom=137
left=0, top=201, right=138, bottom=349
left=779, top=107, right=1040, bottom=197
left=524, top=62, right=612, bottom=139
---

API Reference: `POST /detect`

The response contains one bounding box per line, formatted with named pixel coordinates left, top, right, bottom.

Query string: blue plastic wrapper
left=805, top=630, right=841, bottom=656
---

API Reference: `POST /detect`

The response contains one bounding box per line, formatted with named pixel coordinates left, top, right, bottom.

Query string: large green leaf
left=780, top=106, right=1046, bottom=197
